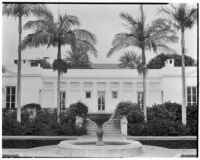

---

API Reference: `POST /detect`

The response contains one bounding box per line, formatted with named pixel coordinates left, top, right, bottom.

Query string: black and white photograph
left=2, top=1, right=198, bottom=158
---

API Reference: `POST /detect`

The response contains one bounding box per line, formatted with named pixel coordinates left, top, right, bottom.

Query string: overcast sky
left=2, top=3, right=197, bottom=65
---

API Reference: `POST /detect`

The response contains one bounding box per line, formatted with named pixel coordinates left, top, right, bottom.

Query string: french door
left=97, top=92, right=105, bottom=111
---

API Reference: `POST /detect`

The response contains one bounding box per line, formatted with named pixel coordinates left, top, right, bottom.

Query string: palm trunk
left=181, top=29, right=186, bottom=125
left=140, top=4, right=147, bottom=123
left=57, top=43, right=61, bottom=123
left=17, top=15, right=22, bottom=123
left=142, top=48, right=147, bottom=123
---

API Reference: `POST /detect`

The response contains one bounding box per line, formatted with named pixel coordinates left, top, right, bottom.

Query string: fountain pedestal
left=88, top=113, right=111, bottom=146
left=96, top=124, right=104, bottom=145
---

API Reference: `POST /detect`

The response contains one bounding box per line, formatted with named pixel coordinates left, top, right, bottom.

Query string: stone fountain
left=88, top=113, right=111, bottom=146
left=57, top=113, right=143, bottom=157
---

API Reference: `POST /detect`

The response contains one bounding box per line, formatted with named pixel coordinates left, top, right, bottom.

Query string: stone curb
left=126, top=136, right=197, bottom=141
left=3, top=135, right=197, bottom=141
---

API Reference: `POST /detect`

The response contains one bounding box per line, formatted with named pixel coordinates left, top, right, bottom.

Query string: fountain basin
left=88, top=113, right=111, bottom=125
left=57, top=138, right=143, bottom=157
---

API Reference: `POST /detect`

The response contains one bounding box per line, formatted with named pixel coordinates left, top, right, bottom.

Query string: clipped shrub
left=126, top=102, right=197, bottom=136
left=68, top=102, right=88, bottom=118
left=128, top=123, right=153, bottom=136
left=127, top=108, right=144, bottom=124
left=115, top=101, right=141, bottom=118
left=148, top=104, right=175, bottom=121
left=187, top=104, right=197, bottom=135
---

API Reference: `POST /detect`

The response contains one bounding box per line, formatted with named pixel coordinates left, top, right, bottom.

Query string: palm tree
left=3, top=4, right=45, bottom=122
left=158, top=4, right=197, bottom=125
left=119, top=51, right=142, bottom=71
left=65, top=50, right=92, bottom=69
left=21, top=7, right=97, bottom=122
left=107, top=5, right=178, bottom=122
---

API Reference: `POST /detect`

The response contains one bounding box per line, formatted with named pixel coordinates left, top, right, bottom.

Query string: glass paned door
left=98, top=92, right=105, bottom=111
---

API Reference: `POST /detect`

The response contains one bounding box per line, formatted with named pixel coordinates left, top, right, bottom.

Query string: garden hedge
left=2, top=102, right=88, bottom=136
left=115, top=101, right=197, bottom=136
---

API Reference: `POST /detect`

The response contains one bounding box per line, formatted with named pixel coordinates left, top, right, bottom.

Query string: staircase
left=86, top=118, right=121, bottom=136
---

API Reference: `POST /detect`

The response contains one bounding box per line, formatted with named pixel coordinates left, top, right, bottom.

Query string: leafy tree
left=158, top=4, right=197, bottom=125
left=65, top=50, right=92, bottom=69
left=147, top=53, right=195, bottom=69
left=3, top=4, right=45, bottom=122
left=119, top=51, right=141, bottom=68
left=21, top=6, right=97, bottom=122
left=107, top=5, right=178, bottom=122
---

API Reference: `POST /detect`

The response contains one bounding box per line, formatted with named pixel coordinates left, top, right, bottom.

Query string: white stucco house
left=2, top=59, right=197, bottom=113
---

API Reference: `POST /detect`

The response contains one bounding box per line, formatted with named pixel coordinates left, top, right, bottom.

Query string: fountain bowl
left=88, top=113, right=111, bottom=126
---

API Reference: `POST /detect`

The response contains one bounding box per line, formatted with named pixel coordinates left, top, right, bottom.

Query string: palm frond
left=73, top=29, right=97, bottom=45
left=23, top=19, right=51, bottom=30
left=21, top=31, right=55, bottom=50
left=158, top=4, right=197, bottom=31
left=107, top=33, right=141, bottom=57
left=3, top=4, right=20, bottom=17
left=60, top=14, right=80, bottom=30
left=31, top=5, right=54, bottom=22
left=75, top=39, right=97, bottom=57
left=119, top=51, right=141, bottom=69
left=120, top=12, right=137, bottom=27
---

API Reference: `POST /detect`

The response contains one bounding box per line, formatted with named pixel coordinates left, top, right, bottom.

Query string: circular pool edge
left=57, top=138, right=143, bottom=157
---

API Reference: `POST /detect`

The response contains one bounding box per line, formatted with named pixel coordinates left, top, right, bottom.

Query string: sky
left=2, top=3, right=197, bottom=65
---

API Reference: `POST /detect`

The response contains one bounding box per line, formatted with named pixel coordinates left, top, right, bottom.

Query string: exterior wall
left=161, top=76, right=182, bottom=103
left=2, top=75, right=42, bottom=108
left=2, top=66, right=197, bottom=113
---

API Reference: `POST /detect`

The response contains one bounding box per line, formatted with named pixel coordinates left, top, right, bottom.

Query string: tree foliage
left=147, top=53, right=195, bottom=69
left=65, top=50, right=92, bottom=69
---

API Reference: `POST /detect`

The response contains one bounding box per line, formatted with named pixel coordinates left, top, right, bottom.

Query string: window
left=60, top=91, right=66, bottom=109
left=6, top=86, right=16, bottom=109
left=86, top=91, right=91, bottom=98
left=137, top=91, right=143, bottom=109
left=112, top=91, right=118, bottom=98
left=187, top=86, right=197, bottom=106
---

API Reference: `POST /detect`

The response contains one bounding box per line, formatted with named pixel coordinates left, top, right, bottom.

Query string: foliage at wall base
left=3, top=102, right=88, bottom=136
left=115, top=101, right=197, bottom=136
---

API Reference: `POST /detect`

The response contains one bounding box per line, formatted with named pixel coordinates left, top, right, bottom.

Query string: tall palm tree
left=107, top=5, right=178, bottom=122
left=65, top=50, right=92, bottom=69
left=21, top=7, right=97, bottom=122
left=3, top=4, right=45, bottom=122
left=158, top=4, right=197, bottom=125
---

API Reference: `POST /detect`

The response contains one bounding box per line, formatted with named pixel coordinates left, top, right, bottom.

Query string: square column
left=119, top=82, right=123, bottom=101
left=80, top=81, right=83, bottom=102
left=66, top=82, right=70, bottom=108
left=53, top=82, right=57, bottom=108
left=106, top=82, right=109, bottom=112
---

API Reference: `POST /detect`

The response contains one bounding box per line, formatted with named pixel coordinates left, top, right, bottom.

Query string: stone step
left=86, top=126, right=120, bottom=129
left=86, top=118, right=121, bottom=136
left=87, top=133, right=122, bottom=136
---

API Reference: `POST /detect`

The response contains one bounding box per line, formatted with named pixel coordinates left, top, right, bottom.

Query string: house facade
left=2, top=59, right=197, bottom=113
